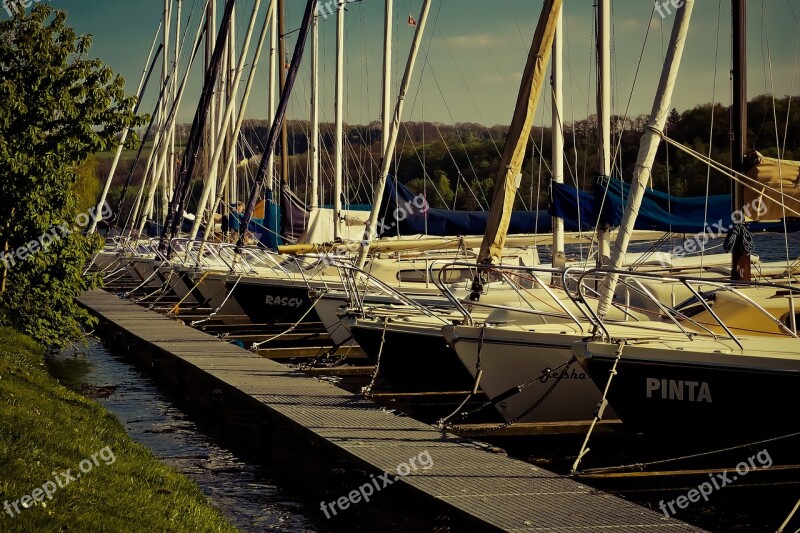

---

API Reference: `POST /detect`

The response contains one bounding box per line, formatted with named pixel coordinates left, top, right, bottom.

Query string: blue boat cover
left=382, top=178, right=552, bottom=237
left=551, top=178, right=733, bottom=233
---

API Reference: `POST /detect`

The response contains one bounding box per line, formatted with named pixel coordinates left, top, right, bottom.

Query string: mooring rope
left=361, top=318, right=387, bottom=397
left=438, top=324, right=486, bottom=427
left=571, top=340, right=625, bottom=474
left=190, top=274, right=242, bottom=326
left=168, top=271, right=209, bottom=317
left=777, top=497, right=800, bottom=533
left=250, top=292, right=324, bottom=350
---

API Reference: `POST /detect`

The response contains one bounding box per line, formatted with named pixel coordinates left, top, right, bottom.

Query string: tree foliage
left=0, top=6, right=144, bottom=346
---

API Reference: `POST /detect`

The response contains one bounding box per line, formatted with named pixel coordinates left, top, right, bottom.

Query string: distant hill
left=98, top=94, right=800, bottom=220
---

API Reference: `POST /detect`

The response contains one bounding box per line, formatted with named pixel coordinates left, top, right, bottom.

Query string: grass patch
left=0, top=328, right=238, bottom=532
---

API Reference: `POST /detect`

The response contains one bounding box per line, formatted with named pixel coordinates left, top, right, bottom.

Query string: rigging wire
left=700, top=0, right=723, bottom=273
left=762, top=0, right=796, bottom=330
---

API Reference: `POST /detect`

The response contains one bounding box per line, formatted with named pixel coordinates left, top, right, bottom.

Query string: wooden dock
left=79, top=289, right=698, bottom=531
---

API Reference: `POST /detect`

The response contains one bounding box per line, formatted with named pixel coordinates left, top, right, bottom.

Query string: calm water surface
left=46, top=339, right=322, bottom=533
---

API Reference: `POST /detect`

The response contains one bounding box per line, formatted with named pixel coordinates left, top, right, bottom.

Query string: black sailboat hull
left=347, top=320, right=473, bottom=392
left=579, top=346, right=800, bottom=440
left=228, top=279, right=321, bottom=326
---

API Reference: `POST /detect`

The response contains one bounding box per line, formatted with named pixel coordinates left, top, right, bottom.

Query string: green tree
left=0, top=6, right=144, bottom=346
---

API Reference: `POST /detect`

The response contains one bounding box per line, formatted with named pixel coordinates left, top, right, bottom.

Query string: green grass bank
left=0, top=328, right=237, bottom=532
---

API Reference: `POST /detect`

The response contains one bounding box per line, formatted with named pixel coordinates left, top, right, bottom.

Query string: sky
left=18, top=0, right=800, bottom=129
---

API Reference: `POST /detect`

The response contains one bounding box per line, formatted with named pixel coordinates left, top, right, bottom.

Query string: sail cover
left=477, top=0, right=562, bottom=264
left=551, top=178, right=732, bottom=234
left=385, top=177, right=551, bottom=236
left=744, top=151, right=800, bottom=221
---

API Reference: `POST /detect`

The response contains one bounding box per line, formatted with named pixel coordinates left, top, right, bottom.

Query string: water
left=46, top=339, right=321, bottom=533
left=538, top=231, right=800, bottom=265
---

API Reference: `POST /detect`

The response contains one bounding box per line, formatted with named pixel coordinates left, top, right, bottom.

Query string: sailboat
left=574, top=0, right=800, bottom=441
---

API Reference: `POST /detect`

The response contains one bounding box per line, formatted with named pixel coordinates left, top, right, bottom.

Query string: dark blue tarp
left=383, top=178, right=551, bottom=237
left=551, top=178, right=733, bottom=233
left=229, top=191, right=281, bottom=250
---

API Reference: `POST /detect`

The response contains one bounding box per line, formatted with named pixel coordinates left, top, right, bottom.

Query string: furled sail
left=476, top=0, right=562, bottom=265
left=744, top=151, right=800, bottom=221
left=596, top=0, right=694, bottom=320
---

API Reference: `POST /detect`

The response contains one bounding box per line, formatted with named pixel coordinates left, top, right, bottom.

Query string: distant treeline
left=103, top=94, right=800, bottom=217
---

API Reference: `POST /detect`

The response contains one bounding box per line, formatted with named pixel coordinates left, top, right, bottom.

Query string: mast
left=228, top=4, right=238, bottom=208
left=268, top=0, right=277, bottom=195
left=382, top=0, right=393, bottom=154
left=88, top=22, right=162, bottom=235
left=551, top=8, right=564, bottom=268
left=596, top=0, right=612, bottom=266
left=206, top=0, right=218, bottom=237
left=731, top=0, right=751, bottom=281
left=310, top=9, right=320, bottom=210
left=334, top=0, right=345, bottom=239
left=355, top=0, right=433, bottom=270
left=278, top=0, right=289, bottom=184
left=473, top=0, right=562, bottom=267
left=170, top=0, right=181, bottom=212
left=236, top=0, right=319, bottom=250
left=596, top=0, right=695, bottom=319
left=160, top=0, right=172, bottom=225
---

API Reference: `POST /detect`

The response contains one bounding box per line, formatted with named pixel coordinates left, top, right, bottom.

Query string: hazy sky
left=25, top=0, right=800, bottom=128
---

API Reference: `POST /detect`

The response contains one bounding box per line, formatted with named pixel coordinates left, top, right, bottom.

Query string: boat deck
left=78, top=288, right=697, bottom=531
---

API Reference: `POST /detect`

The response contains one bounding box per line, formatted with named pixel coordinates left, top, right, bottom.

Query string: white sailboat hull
left=443, top=325, right=615, bottom=423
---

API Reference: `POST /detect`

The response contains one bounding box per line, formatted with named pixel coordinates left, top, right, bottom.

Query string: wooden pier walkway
left=79, top=289, right=697, bottom=531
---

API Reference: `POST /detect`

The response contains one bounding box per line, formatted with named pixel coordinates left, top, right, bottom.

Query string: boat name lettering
left=265, top=295, right=303, bottom=307
left=646, top=378, right=712, bottom=403
left=539, top=367, right=587, bottom=383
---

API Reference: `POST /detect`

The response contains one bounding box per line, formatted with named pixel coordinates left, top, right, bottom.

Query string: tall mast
left=382, top=0, right=393, bottom=154
left=596, top=0, right=612, bottom=266
left=228, top=5, right=238, bottom=208
left=731, top=0, right=751, bottom=281
left=207, top=0, right=218, bottom=235
left=136, top=4, right=208, bottom=239
left=171, top=0, right=181, bottom=213
left=197, top=0, right=278, bottom=257
left=268, top=0, right=277, bottom=194
left=160, top=0, right=172, bottom=226
left=219, top=7, right=230, bottom=212
left=596, top=0, right=695, bottom=319
left=310, top=9, right=320, bottom=210
left=551, top=8, right=564, bottom=268
left=334, top=0, right=345, bottom=239
left=355, top=0, right=435, bottom=268
left=278, top=0, right=289, bottom=184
